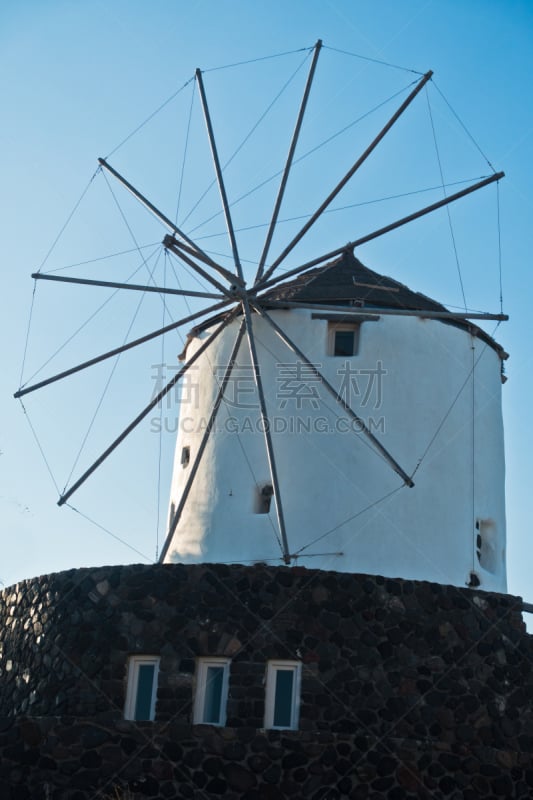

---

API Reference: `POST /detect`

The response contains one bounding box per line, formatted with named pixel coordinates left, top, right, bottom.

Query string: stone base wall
left=2, top=716, right=533, bottom=799
left=0, top=562, right=532, bottom=797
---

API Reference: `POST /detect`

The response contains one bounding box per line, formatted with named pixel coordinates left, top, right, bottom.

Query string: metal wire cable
left=185, top=80, right=418, bottom=237
left=20, top=245, right=161, bottom=388
left=471, top=336, right=476, bottom=573
left=411, top=322, right=501, bottom=478
left=217, top=391, right=286, bottom=557
left=43, top=243, right=161, bottom=273
left=183, top=247, right=258, bottom=267
left=497, top=181, right=503, bottom=313
left=101, top=170, right=166, bottom=281
left=174, top=79, right=196, bottom=226
left=324, top=45, right=423, bottom=75
left=193, top=176, right=490, bottom=242
left=164, top=270, right=285, bottom=557
left=18, top=400, right=61, bottom=495
left=105, top=77, right=195, bottom=159
left=101, top=171, right=193, bottom=326
left=19, top=170, right=99, bottom=386
left=180, top=50, right=312, bottom=229
left=201, top=46, right=312, bottom=73
left=104, top=48, right=312, bottom=160
left=18, top=280, right=37, bottom=388
left=35, top=170, right=99, bottom=273
left=66, top=504, right=152, bottom=561
left=431, top=81, right=496, bottom=172
left=425, top=86, right=467, bottom=310
left=154, top=254, right=168, bottom=561
left=250, top=315, right=401, bottom=477
left=294, top=484, right=404, bottom=555
left=62, top=249, right=165, bottom=491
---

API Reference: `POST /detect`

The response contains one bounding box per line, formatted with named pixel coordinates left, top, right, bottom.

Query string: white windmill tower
left=16, top=42, right=508, bottom=593
left=162, top=245, right=508, bottom=592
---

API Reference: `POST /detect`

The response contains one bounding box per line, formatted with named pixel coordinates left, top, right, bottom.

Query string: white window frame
left=124, top=655, right=160, bottom=721
left=264, top=660, right=301, bottom=730
left=328, top=322, right=360, bottom=357
left=193, top=657, right=230, bottom=726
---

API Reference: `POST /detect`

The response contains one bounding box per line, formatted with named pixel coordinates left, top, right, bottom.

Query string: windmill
left=15, top=41, right=507, bottom=590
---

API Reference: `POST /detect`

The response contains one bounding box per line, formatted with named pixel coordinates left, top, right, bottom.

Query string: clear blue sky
left=2, top=1, right=532, bottom=604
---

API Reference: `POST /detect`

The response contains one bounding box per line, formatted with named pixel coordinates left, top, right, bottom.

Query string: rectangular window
left=328, top=322, right=360, bottom=356
left=124, top=656, right=159, bottom=721
left=193, top=658, right=230, bottom=726
left=264, top=661, right=301, bottom=730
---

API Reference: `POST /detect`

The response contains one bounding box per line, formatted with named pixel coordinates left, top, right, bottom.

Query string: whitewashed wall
left=164, top=309, right=507, bottom=592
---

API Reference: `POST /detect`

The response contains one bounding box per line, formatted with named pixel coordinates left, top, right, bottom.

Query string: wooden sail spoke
left=254, top=172, right=505, bottom=297
left=196, top=69, right=245, bottom=284
left=163, top=235, right=243, bottom=288
left=259, top=299, right=508, bottom=322
left=253, top=302, right=415, bottom=488
left=241, top=298, right=291, bottom=563
left=57, top=308, right=239, bottom=507
left=14, top=299, right=232, bottom=399
left=99, top=157, right=239, bottom=291
left=17, top=51, right=509, bottom=583
left=349, top=171, right=504, bottom=250
left=163, top=236, right=236, bottom=297
left=254, top=39, right=322, bottom=285
left=258, top=70, right=433, bottom=284
left=31, top=272, right=225, bottom=300
left=159, top=319, right=247, bottom=563
left=99, top=158, right=207, bottom=258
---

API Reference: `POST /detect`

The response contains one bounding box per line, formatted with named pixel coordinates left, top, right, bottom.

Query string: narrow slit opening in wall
left=255, top=484, right=273, bottom=514
left=475, top=518, right=498, bottom=573
left=181, top=446, right=190, bottom=467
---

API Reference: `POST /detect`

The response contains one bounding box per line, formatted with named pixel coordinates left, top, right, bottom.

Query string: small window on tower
left=328, top=322, right=360, bottom=356
left=124, top=656, right=160, bottom=721
left=193, top=658, right=230, bottom=726
left=264, top=661, right=301, bottom=730
left=181, top=446, right=190, bottom=467
left=254, top=484, right=273, bottom=514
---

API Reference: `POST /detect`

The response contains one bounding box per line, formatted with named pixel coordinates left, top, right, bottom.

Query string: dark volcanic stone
left=0, top=563, right=532, bottom=797
left=224, top=763, right=256, bottom=791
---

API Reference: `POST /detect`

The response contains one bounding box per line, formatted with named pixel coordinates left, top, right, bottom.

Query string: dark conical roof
left=195, top=250, right=506, bottom=360
left=259, top=249, right=506, bottom=359
left=262, top=249, right=447, bottom=312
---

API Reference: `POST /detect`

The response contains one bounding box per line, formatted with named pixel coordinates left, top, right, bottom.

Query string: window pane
left=135, top=664, right=155, bottom=721
left=334, top=330, right=355, bottom=357
left=273, top=669, right=294, bottom=727
left=204, top=666, right=224, bottom=723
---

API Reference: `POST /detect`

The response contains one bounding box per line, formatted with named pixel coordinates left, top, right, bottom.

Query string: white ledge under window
left=124, top=655, right=160, bottom=721
left=193, top=657, right=230, bottom=726
left=264, top=660, right=301, bottom=730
